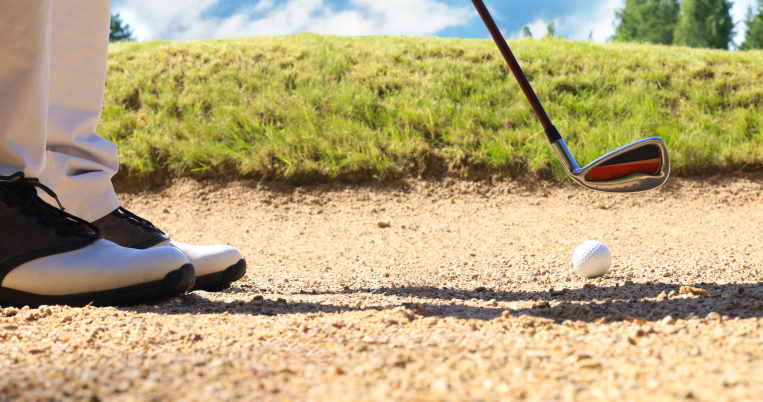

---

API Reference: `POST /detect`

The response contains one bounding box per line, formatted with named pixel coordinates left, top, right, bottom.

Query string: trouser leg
left=38, top=0, right=119, bottom=222
left=0, top=1, right=52, bottom=177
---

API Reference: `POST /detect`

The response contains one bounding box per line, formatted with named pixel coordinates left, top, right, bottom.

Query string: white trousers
left=0, top=0, right=119, bottom=222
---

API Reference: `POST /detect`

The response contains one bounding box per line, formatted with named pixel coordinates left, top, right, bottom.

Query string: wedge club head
left=551, top=137, right=670, bottom=193
left=471, top=0, right=671, bottom=193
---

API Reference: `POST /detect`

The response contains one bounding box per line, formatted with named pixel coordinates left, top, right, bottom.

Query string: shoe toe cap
left=169, top=241, right=242, bottom=277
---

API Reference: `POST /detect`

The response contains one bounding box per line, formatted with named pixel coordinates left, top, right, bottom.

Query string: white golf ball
left=571, top=240, right=611, bottom=279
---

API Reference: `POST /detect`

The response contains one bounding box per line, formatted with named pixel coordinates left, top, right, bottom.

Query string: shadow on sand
left=124, top=281, right=763, bottom=323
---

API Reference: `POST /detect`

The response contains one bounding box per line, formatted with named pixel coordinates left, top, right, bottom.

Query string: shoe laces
left=112, top=207, right=165, bottom=235
left=0, top=172, right=100, bottom=239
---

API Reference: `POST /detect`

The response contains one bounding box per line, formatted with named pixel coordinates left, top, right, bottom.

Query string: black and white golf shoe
left=94, top=207, right=246, bottom=292
left=0, top=173, right=195, bottom=307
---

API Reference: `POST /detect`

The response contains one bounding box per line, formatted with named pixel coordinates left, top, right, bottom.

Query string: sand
left=2, top=176, right=763, bottom=401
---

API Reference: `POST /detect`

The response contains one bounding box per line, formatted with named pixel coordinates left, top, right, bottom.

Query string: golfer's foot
left=94, top=207, right=246, bottom=292
left=0, top=173, right=195, bottom=307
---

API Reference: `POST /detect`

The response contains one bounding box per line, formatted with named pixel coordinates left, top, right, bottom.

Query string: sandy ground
left=2, top=176, right=763, bottom=401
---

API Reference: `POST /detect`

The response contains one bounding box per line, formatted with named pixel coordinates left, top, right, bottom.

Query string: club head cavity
left=551, top=137, right=671, bottom=193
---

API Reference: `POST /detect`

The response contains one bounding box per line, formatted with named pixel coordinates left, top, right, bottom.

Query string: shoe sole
left=0, top=264, right=195, bottom=308
left=193, top=259, right=246, bottom=292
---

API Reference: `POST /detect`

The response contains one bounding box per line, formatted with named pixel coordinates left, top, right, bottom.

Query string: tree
left=613, top=0, right=680, bottom=45
left=522, top=26, right=533, bottom=39
left=546, top=22, right=556, bottom=38
left=741, top=3, right=763, bottom=50
left=673, top=0, right=734, bottom=49
left=110, top=13, right=134, bottom=42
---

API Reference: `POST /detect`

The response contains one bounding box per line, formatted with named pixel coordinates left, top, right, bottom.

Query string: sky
left=113, top=0, right=758, bottom=46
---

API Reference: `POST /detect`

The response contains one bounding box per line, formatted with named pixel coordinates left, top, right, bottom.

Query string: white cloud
left=253, top=0, right=276, bottom=13
left=115, top=0, right=759, bottom=46
left=511, top=18, right=554, bottom=39
left=114, top=0, right=472, bottom=41
left=526, top=19, right=551, bottom=39
left=554, top=0, right=620, bottom=42
left=511, top=0, right=620, bottom=42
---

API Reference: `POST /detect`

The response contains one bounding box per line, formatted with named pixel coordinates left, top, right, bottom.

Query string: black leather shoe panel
left=93, top=207, right=169, bottom=249
left=0, top=173, right=99, bottom=283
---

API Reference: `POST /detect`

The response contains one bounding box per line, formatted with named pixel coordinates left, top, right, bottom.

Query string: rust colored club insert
left=585, top=144, right=663, bottom=182
left=471, top=0, right=671, bottom=193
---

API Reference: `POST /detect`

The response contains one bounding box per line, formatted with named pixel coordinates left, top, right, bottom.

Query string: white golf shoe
left=94, top=207, right=246, bottom=291
left=0, top=173, right=195, bottom=307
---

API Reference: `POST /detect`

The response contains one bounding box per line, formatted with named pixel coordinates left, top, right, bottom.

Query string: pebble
left=680, top=286, right=711, bottom=297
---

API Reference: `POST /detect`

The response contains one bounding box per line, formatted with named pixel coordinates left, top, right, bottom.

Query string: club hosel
left=550, top=138, right=580, bottom=173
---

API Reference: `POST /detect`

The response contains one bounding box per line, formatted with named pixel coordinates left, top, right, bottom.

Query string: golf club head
left=469, top=0, right=671, bottom=193
left=552, top=137, right=671, bottom=193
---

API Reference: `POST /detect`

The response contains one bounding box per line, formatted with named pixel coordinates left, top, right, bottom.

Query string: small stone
left=377, top=221, right=391, bottom=228
left=182, top=294, right=208, bottom=305
left=550, top=288, right=567, bottom=296
left=532, top=301, right=551, bottom=309
left=658, top=316, right=675, bottom=326
left=680, top=286, right=710, bottom=297
left=2, top=307, right=18, bottom=317
left=579, top=361, right=602, bottom=369
left=626, top=316, right=648, bottom=325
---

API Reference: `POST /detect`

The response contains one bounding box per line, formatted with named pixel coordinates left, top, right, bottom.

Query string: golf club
left=471, top=0, right=670, bottom=193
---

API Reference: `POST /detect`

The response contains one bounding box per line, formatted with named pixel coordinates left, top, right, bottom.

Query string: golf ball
left=571, top=240, right=611, bottom=279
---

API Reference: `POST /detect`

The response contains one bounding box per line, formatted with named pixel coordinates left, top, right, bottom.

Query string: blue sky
left=114, top=0, right=757, bottom=45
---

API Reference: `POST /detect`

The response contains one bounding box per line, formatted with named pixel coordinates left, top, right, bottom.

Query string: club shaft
left=470, top=0, right=561, bottom=143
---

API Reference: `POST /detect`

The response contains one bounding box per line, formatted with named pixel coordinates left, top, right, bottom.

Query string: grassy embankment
left=102, top=34, right=763, bottom=185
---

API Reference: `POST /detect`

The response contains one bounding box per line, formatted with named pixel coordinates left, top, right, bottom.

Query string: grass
left=101, top=34, right=763, bottom=184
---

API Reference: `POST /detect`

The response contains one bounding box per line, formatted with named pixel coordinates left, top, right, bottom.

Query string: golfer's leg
left=38, top=0, right=120, bottom=222
left=37, top=0, right=245, bottom=291
left=0, top=0, right=194, bottom=306
left=0, top=0, right=52, bottom=177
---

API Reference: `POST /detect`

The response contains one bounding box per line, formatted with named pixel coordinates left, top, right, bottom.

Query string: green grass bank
left=102, top=34, right=763, bottom=185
